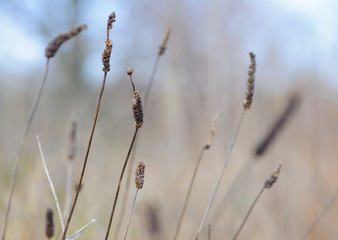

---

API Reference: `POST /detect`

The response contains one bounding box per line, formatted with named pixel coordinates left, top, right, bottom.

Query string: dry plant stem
left=105, top=127, right=139, bottom=240
left=195, top=109, right=246, bottom=240
left=36, top=135, right=65, bottom=232
left=113, top=50, right=162, bottom=240
left=173, top=147, right=207, bottom=240
left=123, top=190, right=139, bottom=240
left=232, top=186, right=265, bottom=240
left=62, top=72, right=108, bottom=240
left=299, top=187, right=338, bottom=240
left=1, top=58, right=50, bottom=240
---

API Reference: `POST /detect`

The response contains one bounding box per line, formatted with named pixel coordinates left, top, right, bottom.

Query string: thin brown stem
left=2, top=58, right=50, bottom=240
left=299, top=187, right=338, bottom=240
left=105, top=127, right=139, bottom=240
left=113, top=51, right=162, bottom=240
left=174, top=147, right=207, bottom=240
left=232, top=186, right=265, bottom=240
left=123, top=190, right=139, bottom=240
left=62, top=72, right=108, bottom=240
left=195, top=109, right=246, bottom=240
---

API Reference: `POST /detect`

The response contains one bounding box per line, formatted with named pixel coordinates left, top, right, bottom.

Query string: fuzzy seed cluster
left=243, top=52, right=256, bottom=109
left=133, top=91, right=144, bottom=128
left=135, top=161, right=145, bottom=189
left=264, top=163, right=282, bottom=188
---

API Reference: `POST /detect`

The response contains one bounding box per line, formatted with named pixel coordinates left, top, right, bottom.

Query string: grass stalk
left=195, top=109, right=246, bottom=240
left=232, top=163, right=282, bottom=240
left=36, top=135, right=65, bottom=232
left=114, top=27, right=171, bottom=239
left=105, top=69, right=143, bottom=240
left=173, top=112, right=220, bottom=240
left=1, top=58, right=50, bottom=240
left=195, top=52, right=256, bottom=239
left=62, top=12, right=115, bottom=239
left=299, top=187, right=338, bottom=240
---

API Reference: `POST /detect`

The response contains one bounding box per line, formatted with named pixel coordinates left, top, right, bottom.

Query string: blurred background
left=0, top=0, right=337, bottom=239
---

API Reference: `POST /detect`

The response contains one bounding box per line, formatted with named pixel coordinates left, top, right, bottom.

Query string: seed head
left=45, top=208, right=54, bottom=239
left=45, top=24, right=87, bottom=58
left=135, top=161, right=145, bottom=189
left=102, top=12, right=116, bottom=72
left=158, top=26, right=171, bottom=56
left=243, top=52, right=256, bottom=109
left=264, top=163, right=282, bottom=188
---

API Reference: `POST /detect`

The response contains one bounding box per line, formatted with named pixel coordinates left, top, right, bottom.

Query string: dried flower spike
left=264, top=163, right=282, bottom=188
left=45, top=24, right=88, bottom=58
left=102, top=12, right=116, bottom=72
left=243, top=52, right=256, bottom=109
left=135, top=161, right=145, bottom=189
left=127, top=69, right=144, bottom=128
left=158, top=26, right=171, bottom=56
left=205, top=111, right=220, bottom=149
left=45, top=208, right=54, bottom=239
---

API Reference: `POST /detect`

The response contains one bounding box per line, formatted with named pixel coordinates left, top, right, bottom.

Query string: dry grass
left=1, top=7, right=338, bottom=240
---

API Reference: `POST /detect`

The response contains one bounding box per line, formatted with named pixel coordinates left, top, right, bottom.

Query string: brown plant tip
left=264, top=163, right=282, bottom=188
left=102, top=12, right=116, bottom=72
left=158, top=26, right=171, bottom=56
left=127, top=67, right=134, bottom=76
left=135, top=161, right=145, bottom=189
left=45, top=207, right=54, bottom=239
left=255, top=94, right=301, bottom=156
left=68, top=119, right=77, bottom=160
left=205, top=111, right=220, bottom=149
left=243, top=52, right=256, bottom=110
left=45, top=24, right=88, bottom=58
left=133, top=91, right=144, bottom=128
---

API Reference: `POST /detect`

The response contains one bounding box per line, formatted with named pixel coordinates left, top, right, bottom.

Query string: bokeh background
left=0, top=0, right=338, bottom=239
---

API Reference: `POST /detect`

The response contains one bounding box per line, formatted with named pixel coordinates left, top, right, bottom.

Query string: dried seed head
left=45, top=208, right=54, bottom=239
left=135, top=161, right=145, bottom=189
left=127, top=68, right=134, bottom=76
left=243, top=52, right=256, bottom=109
left=158, top=26, right=171, bottom=56
left=127, top=69, right=144, bottom=128
left=264, top=163, right=282, bottom=188
left=205, top=111, right=221, bottom=149
left=102, top=12, right=116, bottom=72
left=133, top=91, right=144, bottom=128
left=68, top=119, right=77, bottom=160
left=255, top=94, right=301, bottom=156
left=45, top=24, right=88, bottom=58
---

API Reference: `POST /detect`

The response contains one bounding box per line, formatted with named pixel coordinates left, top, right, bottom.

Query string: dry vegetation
left=1, top=4, right=338, bottom=240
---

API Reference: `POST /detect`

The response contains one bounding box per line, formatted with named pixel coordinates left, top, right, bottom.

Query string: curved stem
left=62, top=72, right=108, bottom=239
left=2, top=58, right=50, bottom=240
left=195, top=109, right=246, bottom=240
left=105, top=127, right=139, bottom=240
left=174, top=147, right=207, bottom=240
left=232, top=186, right=265, bottom=240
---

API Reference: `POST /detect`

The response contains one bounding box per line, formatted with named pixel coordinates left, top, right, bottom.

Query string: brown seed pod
left=45, top=208, right=54, bottom=239
left=243, top=52, right=256, bottom=110
left=135, top=161, right=145, bottom=189
left=45, top=24, right=88, bottom=58
left=264, top=163, right=282, bottom=188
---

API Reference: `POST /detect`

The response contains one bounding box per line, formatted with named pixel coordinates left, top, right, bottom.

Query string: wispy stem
left=36, top=135, right=65, bottom=232
left=1, top=58, right=50, bottom=240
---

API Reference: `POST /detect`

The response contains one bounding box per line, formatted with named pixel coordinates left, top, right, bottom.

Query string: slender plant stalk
left=232, top=163, right=282, bottom=240
left=62, top=12, right=114, bottom=239
left=195, top=109, right=246, bottom=240
left=105, top=128, right=139, bottom=240
left=208, top=224, right=212, bottom=240
left=195, top=52, right=256, bottom=239
left=123, top=190, right=139, bottom=240
left=62, top=72, right=108, bottom=239
left=36, top=135, right=65, bottom=232
left=299, top=187, right=338, bottom=240
left=114, top=27, right=171, bottom=240
left=174, top=112, right=220, bottom=240
left=232, top=186, right=265, bottom=240
left=1, top=58, right=50, bottom=240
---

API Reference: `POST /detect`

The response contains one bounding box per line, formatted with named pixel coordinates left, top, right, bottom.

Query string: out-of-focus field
left=1, top=1, right=338, bottom=239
